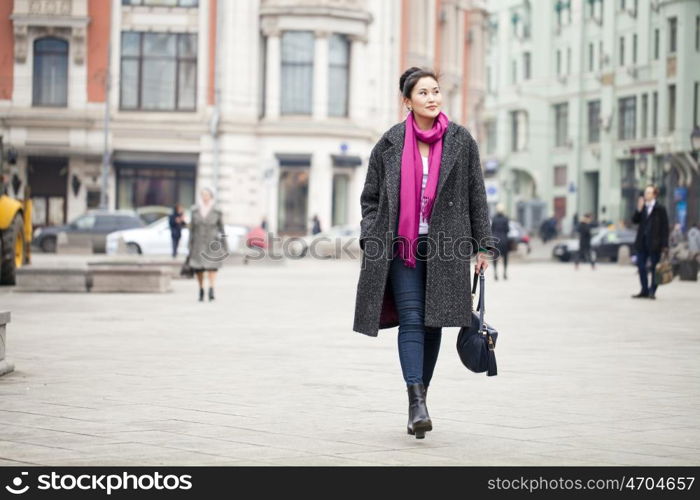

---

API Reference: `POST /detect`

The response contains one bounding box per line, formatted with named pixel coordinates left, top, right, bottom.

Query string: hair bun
left=399, top=66, right=422, bottom=93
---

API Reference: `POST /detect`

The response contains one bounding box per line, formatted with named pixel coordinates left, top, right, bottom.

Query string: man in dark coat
left=574, top=213, right=595, bottom=270
left=168, top=203, right=187, bottom=258
left=631, top=185, right=669, bottom=300
left=353, top=120, right=493, bottom=337
left=491, top=203, right=510, bottom=280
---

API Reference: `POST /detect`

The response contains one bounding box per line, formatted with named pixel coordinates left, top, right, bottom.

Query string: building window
left=632, top=33, right=637, bottom=64
left=281, top=31, right=314, bottom=115
left=554, top=102, right=568, bottom=147
left=588, top=43, right=594, bottom=72
left=641, top=93, right=648, bottom=138
left=652, top=91, right=658, bottom=136
left=523, top=52, right=531, bottom=80
left=668, top=84, right=676, bottom=133
left=599, top=41, right=603, bottom=70
left=510, top=110, right=527, bottom=152
left=120, top=32, right=197, bottom=111
left=588, top=100, right=601, bottom=144
left=566, top=47, right=571, bottom=74
left=121, top=0, right=199, bottom=6
left=696, top=16, right=699, bottom=51
left=668, top=17, right=677, bottom=54
left=619, top=36, right=625, bottom=66
left=485, top=120, right=497, bottom=154
left=328, top=33, right=349, bottom=117
left=512, top=59, right=517, bottom=84
left=33, top=37, right=68, bottom=107
left=556, top=50, right=561, bottom=75
left=654, top=29, right=659, bottom=60
left=554, top=165, right=567, bottom=187
left=618, top=96, right=636, bottom=140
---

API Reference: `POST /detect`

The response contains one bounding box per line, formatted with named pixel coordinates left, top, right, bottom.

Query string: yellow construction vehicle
left=0, top=136, right=32, bottom=285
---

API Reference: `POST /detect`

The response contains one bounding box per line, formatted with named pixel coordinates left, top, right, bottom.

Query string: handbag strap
left=471, top=269, right=486, bottom=324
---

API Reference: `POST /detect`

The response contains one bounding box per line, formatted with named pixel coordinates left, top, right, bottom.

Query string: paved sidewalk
left=0, top=255, right=698, bottom=466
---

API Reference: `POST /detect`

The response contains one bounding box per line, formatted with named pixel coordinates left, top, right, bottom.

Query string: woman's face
left=201, top=189, right=212, bottom=203
left=404, top=76, right=442, bottom=121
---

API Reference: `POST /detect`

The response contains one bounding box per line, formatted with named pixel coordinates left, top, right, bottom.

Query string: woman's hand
left=475, top=251, right=489, bottom=273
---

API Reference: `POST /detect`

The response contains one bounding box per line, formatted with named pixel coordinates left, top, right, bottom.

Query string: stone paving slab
left=0, top=252, right=698, bottom=466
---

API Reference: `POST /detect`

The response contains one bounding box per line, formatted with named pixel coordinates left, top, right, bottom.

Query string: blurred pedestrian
left=574, top=213, right=596, bottom=270
left=688, top=222, right=700, bottom=257
left=188, top=187, right=228, bottom=302
left=491, top=203, right=509, bottom=280
left=631, top=185, right=669, bottom=300
left=669, top=223, right=684, bottom=248
left=311, top=214, right=322, bottom=235
left=352, top=67, right=492, bottom=440
left=168, top=203, right=187, bottom=258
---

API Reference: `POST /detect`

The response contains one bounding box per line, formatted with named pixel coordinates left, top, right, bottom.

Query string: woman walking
left=491, top=203, right=510, bottom=280
left=187, top=187, right=228, bottom=302
left=352, top=67, right=492, bottom=439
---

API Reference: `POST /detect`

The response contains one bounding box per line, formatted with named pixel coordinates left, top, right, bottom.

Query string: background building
left=5, top=0, right=696, bottom=240
left=482, top=0, right=700, bottom=235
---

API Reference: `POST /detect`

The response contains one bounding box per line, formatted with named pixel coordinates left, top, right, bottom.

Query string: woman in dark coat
left=188, top=187, right=228, bottom=302
left=352, top=67, right=492, bottom=439
left=491, top=203, right=510, bottom=280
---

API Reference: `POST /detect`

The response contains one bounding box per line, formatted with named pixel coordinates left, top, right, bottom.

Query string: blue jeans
left=636, top=246, right=661, bottom=295
left=389, top=235, right=442, bottom=387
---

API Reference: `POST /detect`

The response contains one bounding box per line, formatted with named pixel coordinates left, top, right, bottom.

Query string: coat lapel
left=382, top=120, right=461, bottom=226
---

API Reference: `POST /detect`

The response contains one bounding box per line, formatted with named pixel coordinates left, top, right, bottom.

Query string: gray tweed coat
left=352, top=120, right=493, bottom=337
left=187, top=204, right=228, bottom=270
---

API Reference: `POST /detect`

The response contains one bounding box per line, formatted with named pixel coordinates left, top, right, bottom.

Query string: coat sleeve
left=359, top=140, right=383, bottom=251
left=465, top=132, right=494, bottom=254
left=187, top=219, right=194, bottom=254
left=217, top=211, right=229, bottom=253
left=631, top=209, right=642, bottom=224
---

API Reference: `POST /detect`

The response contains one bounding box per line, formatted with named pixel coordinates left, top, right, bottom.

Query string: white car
left=106, top=216, right=249, bottom=256
left=285, top=225, right=361, bottom=259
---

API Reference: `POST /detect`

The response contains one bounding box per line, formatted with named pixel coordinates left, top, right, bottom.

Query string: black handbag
left=180, top=254, right=194, bottom=278
left=456, top=269, right=499, bottom=376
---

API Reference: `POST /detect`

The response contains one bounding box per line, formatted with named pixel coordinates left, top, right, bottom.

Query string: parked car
left=105, top=215, right=250, bottom=256
left=136, top=205, right=173, bottom=225
left=32, top=210, right=144, bottom=253
left=286, top=225, right=360, bottom=259
left=552, top=227, right=636, bottom=262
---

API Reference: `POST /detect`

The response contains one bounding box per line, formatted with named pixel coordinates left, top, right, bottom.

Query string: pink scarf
left=395, top=110, right=449, bottom=267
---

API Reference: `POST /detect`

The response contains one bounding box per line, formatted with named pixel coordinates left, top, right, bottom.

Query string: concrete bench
left=16, top=266, right=89, bottom=292
left=89, top=258, right=185, bottom=279
left=87, top=264, right=172, bottom=293
left=0, top=311, right=13, bottom=376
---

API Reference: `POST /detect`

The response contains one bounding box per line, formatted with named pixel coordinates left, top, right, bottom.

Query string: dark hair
left=399, top=67, right=440, bottom=98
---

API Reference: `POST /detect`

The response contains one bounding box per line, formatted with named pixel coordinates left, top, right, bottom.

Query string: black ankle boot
left=406, top=383, right=432, bottom=439
left=208, top=287, right=215, bottom=301
left=198, top=288, right=204, bottom=302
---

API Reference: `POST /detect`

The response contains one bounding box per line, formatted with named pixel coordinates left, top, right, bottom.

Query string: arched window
left=33, top=37, right=68, bottom=107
